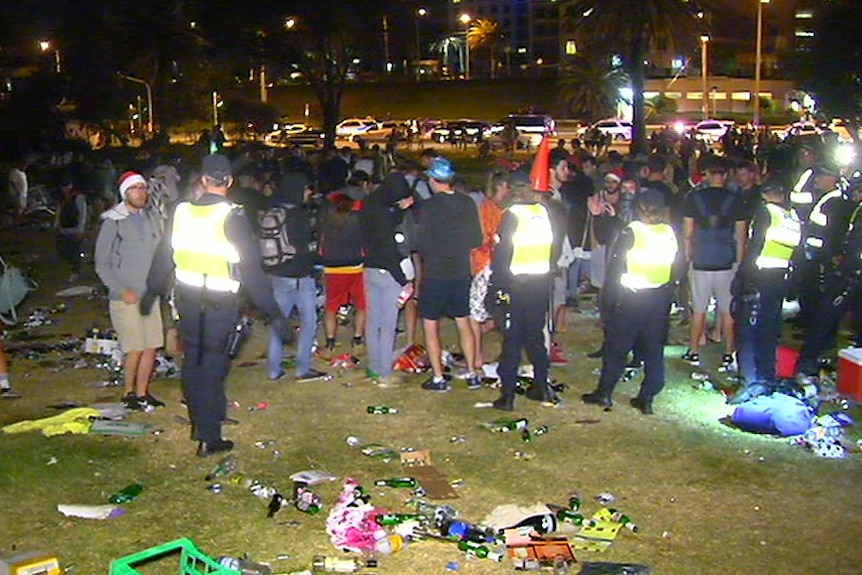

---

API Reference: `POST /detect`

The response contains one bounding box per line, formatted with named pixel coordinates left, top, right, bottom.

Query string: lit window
left=795, top=29, right=815, bottom=37
left=732, top=92, right=751, bottom=101
left=687, top=92, right=704, bottom=100
left=643, top=91, right=660, bottom=99
left=565, top=40, right=577, bottom=55
left=665, top=92, right=682, bottom=99
left=795, top=10, right=813, bottom=19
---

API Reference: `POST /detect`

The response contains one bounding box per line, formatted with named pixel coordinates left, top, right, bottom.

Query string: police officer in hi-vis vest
left=582, top=189, right=684, bottom=414
left=488, top=171, right=564, bottom=412
left=143, top=154, right=287, bottom=457
left=729, top=180, right=801, bottom=403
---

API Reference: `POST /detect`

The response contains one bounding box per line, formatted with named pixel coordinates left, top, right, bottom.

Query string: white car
left=265, top=123, right=310, bottom=145
left=778, top=122, right=822, bottom=141
left=336, top=118, right=379, bottom=138
left=693, top=120, right=734, bottom=143
left=579, top=118, right=632, bottom=141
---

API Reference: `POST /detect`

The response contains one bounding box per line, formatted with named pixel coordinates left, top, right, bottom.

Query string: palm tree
left=431, top=36, right=465, bottom=76
left=562, top=0, right=713, bottom=154
left=558, top=53, right=628, bottom=121
left=467, top=18, right=504, bottom=79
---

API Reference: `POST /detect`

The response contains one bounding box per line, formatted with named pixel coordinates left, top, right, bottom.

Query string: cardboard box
left=400, top=450, right=459, bottom=500
left=838, top=348, right=862, bottom=401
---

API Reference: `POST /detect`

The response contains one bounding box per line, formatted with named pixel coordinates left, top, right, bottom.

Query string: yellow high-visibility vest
left=790, top=168, right=814, bottom=206
left=171, top=202, right=241, bottom=292
left=619, top=221, right=677, bottom=290
left=756, top=203, right=801, bottom=269
left=509, top=203, right=553, bottom=275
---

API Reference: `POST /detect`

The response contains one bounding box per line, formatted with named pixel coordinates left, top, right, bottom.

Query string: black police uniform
left=147, top=192, right=281, bottom=453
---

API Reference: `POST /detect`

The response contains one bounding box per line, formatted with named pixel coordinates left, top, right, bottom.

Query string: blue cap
left=426, top=157, right=455, bottom=182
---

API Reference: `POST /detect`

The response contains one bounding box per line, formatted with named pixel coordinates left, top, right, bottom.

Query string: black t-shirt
left=683, top=186, right=746, bottom=227
left=416, top=191, right=482, bottom=279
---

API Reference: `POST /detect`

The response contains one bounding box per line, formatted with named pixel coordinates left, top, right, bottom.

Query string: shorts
left=325, top=271, right=366, bottom=312
left=690, top=266, right=736, bottom=314
left=419, top=276, right=471, bottom=320
left=469, top=267, right=492, bottom=322
left=109, top=298, right=164, bottom=353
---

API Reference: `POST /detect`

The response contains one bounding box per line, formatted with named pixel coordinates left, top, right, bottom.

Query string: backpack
left=258, top=204, right=298, bottom=268
left=691, top=191, right=736, bottom=270
left=59, top=194, right=81, bottom=228
left=732, top=393, right=814, bottom=436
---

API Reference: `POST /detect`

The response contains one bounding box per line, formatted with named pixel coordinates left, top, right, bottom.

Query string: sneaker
left=718, top=353, right=737, bottom=373
left=421, top=376, right=450, bottom=393
left=681, top=349, right=700, bottom=366
left=464, top=373, right=482, bottom=390
left=297, top=369, right=329, bottom=382
left=352, top=336, right=365, bottom=347
left=625, top=359, right=644, bottom=371
left=0, top=387, right=21, bottom=399
left=122, top=392, right=141, bottom=410
left=141, top=393, right=165, bottom=407
left=549, top=343, right=569, bottom=366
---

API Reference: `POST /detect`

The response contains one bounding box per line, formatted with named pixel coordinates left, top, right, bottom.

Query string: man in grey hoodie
left=94, top=171, right=165, bottom=411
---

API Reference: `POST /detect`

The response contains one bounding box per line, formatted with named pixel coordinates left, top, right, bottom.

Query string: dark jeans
left=736, top=272, right=787, bottom=385
left=797, top=275, right=858, bottom=376
left=596, top=286, right=672, bottom=400
left=499, top=276, right=551, bottom=398
left=175, top=285, right=238, bottom=443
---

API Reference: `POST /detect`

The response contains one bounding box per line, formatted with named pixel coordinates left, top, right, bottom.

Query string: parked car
left=578, top=118, right=633, bottom=141
left=491, top=114, right=555, bottom=147
left=335, top=117, right=378, bottom=138
left=277, top=127, right=325, bottom=149
left=778, top=122, right=822, bottom=141
left=432, top=120, right=492, bottom=144
left=693, top=120, right=734, bottom=143
left=265, top=123, right=312, bottom=145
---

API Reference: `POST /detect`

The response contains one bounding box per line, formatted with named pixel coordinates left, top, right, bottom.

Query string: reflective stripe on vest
left=808, top=189, right=842, bottom=228
left=509, top=203, right=553, bottom=275
left=790, top=168, right=814, bottom=205
left=756, top=203, right=801, bottom=269
left=172, top=202, right=241, bottom=293
left=619, top=221, right=677, bottom=290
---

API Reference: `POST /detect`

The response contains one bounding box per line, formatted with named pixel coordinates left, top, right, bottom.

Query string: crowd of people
left=3, top=126, right=862, bottom=456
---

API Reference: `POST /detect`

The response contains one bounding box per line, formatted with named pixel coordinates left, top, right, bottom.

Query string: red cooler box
left=837, top=348, right=862, bottom=401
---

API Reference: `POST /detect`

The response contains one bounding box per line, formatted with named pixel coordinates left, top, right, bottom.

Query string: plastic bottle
left=366, top=405, right=398, bottom=414
left=108, top=483, right=144, bottom=504
left=373, top=533, right=407, bottom=555
left=373, top=477, right=417, bottom=488
left=311, top=556, right=377, bottom=573
left=205, top=454, right=237, bottom=481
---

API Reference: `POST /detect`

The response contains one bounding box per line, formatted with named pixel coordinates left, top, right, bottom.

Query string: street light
left=754, top=0, right=771, bottom=126
left=117, top=72, right=153, bottom=135
left=415, top=7, right=428, bottom=75
left=459, top=13, right=472, bottom=80
left=284, top=17, right=296, bottom=30
left=38, top=40, right=60, bottom=73
left=700, top=35, right=710, bottom=120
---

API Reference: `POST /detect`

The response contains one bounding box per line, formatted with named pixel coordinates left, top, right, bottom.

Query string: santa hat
left=117, top=171, right=147, bottom=199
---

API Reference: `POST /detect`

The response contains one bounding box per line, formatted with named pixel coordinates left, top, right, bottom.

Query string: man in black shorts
left=415, top=157, right=483, bottom=391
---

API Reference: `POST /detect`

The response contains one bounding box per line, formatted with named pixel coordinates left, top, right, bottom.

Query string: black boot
left=629, top=396, right=654, bottom=415
left=196, top=439, right=234, bottom=457
left=581, top=391, right=612, bottom=408
left=492, top=393, right=515, bottom=412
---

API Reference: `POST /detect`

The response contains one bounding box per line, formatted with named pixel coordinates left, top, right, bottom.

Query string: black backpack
left=691, top=191, right=737, bottom=270
left=257, top=203, right=299, bottom=267
left=59, top=194, right=81, bottom=228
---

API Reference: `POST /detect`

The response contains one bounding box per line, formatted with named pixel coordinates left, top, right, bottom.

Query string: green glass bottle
left=521, top=427, right=532, bottom=442
left=366, top=405, right=398, bottom=414
left=608, top=509, right=640, bottom=532
left=374, top=512, right=426, bottom=526
left=555, top=509, right=586, bottom=525
left=457, top=540, right=503, bottom=562
left=373, top=477, right=417, bottom=488
left=495, top=417, right=528, bottom=432
left=534, top=425, right=549, bottom=436
left=108, top=483, right=144, bottom=504
left=568, top=492, right=581, bottom=511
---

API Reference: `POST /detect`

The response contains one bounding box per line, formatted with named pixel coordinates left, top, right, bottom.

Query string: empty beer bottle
left=501, top=513, right=557, bottom=534
left=108, top=483, right=144, bottom=504
left=534, top=425, right=549, bottom=437
left=457, top=540, right=503, bottom=562
left=494, top=417, right=528, bottom=432
left=366, top=405, right=398, bottom=414
left=373, top=477, right=417, bottom=488
left=205, top=454, right=237, bottom=481
left=374, top=513, right=426, bottom=526
left=555, top=509, right=587, bottom=526
left=312, top=556, right=377, bottom=573
left=568, top=491, right=581, bottom=511
left=521, top=428, right=532, bottom=442
left=608, top=509, right=640, bottom=532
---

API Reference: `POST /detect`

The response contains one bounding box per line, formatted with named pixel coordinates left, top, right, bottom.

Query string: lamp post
left=415, top=7, right=428, bottom=77
left=700, top=35, right=710, bottom=120
left=459, top=13, right=472, bottom=80
left=754, top=0, right=771, bottom=126
left=117, top=72, right=153, bottom=135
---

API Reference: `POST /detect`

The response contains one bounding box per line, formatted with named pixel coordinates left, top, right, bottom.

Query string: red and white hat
left=117, top=171, right=147, bottom=199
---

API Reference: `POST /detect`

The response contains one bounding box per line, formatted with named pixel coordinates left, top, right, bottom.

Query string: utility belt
left=175, top=282, right=238, bottom=306
left=175, top=270, right=240, bottom=294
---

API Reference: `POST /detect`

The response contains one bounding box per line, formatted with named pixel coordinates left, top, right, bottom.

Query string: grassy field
left=1, top=151, right=862, bottom=575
